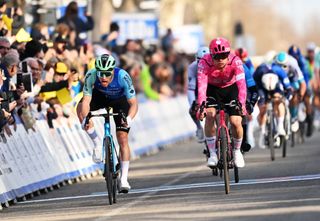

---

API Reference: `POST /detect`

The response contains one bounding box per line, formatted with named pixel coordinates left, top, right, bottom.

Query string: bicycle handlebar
left=206, top=98, right=239, bottom=109
left=85, top=108, right=127, bottom=125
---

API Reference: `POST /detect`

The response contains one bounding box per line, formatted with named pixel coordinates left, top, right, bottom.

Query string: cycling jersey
left=243, top=64, right=256, bottom=88
left=286, top=55, right=305, bottom=83
left=197, top=52, right=247, bottom=107
left=253, top=63, right=291, bottom=90
left=243, top=58, right=255, bottom=75
left=83, top=67, right=136, bottom=100
left=187, top=60, right=198, bottom=105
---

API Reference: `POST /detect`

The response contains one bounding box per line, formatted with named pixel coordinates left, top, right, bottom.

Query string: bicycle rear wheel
left=104, top=137, right=114, bottom=205
left=267, top=110, right=275, bottom=161
left=220, top=128, right=230, bottom=194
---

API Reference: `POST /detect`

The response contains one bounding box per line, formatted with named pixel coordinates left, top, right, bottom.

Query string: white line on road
left=18, top=173, right=320, bottom=205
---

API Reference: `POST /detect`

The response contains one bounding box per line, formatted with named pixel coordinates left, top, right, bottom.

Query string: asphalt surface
left=1, top=131, right=320, bottom=221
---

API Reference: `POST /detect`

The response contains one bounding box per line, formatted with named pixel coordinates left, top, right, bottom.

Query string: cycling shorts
left=257, top=87, right=284, bottom=105
left=87, top=88, right=130, bottom=132
left=206, top=83, right=242, bottom=116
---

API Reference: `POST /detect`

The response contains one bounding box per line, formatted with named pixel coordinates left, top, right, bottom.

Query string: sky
left=261, top=0, right=320, bottom=34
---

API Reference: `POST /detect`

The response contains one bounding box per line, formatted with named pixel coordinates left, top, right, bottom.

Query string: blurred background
left=21, top=0, right=320, bottom=55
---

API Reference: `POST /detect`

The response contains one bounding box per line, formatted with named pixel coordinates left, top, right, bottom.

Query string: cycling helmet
left=288, top=45, right=301, bottom=58
left=274, top=52, right=289, bottom=65
left=261, top=73, right=279, bottom=91
left=195, top=46, right=209, bottom=61
left=306, top=42, right=316, bottom=52
left=95, top=54, right=116, bottom=72
left=209, top=37, right=231, bottom=55
left=235, top=48, right=248, bottom=60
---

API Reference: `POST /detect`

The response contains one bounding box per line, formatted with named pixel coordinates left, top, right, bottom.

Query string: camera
left=17, top=61, right=33, bottom=92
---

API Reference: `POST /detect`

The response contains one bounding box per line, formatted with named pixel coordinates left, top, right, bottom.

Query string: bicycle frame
left=205, top=99, right=240, bottom=194
left=87, top=108, right=125, bottom=204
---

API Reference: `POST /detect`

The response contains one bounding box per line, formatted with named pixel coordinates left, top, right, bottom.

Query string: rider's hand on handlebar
left=196, top=101, right=206, bottom=121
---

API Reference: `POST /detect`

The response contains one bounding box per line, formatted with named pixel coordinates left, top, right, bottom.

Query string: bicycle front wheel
left=267, top=110, right=275, bottom=161
left=104, top=137, right=114, bottom=205
left=220, top=128, right=230, bottom=194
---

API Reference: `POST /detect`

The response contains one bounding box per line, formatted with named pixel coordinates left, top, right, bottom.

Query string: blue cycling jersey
left=83, top=67, right=136, bottom=100
left=243, top=64, right=256, bottom=88
left=253, top=63, right=291, bottom=90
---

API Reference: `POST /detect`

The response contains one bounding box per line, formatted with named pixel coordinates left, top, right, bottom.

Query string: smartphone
left=5, top=8, right=13, bottom=18
left=21, top=61, right=28, bottom=73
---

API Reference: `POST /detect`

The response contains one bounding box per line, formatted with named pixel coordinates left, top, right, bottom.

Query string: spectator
left=161, top=28, right=175, bottom=55
left=10, top=28, right=33, bottom=57
left=57, top=1, right=94, bottom=49
left=0, top=0, right=11, bottom=36
left=101, top=22, right=119, bottom=52
left=1, top=49, right=20, bottom=92
left=0, top=36, right=10, bottom=57
left=21, top=39, right=44, bottom=60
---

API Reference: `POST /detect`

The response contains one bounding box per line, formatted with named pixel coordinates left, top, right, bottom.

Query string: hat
left=55, top=62, right=68, bottom=73
left=16, top=28, right=33, bottom=43
left=55, top=35, right=68, bottom=44
left=0, top=0, right=8, bottom=7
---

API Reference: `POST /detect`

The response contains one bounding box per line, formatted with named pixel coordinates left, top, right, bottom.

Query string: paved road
left=2, top=133, right=320, bottom=221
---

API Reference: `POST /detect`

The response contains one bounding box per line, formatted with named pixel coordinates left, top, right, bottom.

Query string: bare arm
left=77, top=95, right=92, bottom=124
left=127, top=97, right=138, bottom=120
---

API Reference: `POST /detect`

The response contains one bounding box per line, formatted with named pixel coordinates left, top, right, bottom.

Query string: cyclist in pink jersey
left=197, top=37, right=247, bottom=168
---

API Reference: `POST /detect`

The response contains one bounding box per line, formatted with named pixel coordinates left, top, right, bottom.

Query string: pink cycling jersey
left=197, top=52, right=247, bottom=108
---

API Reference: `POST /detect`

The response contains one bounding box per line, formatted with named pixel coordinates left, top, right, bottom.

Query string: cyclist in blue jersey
left=235, top=47, right=255, bottom=75
left=187, top=46, right=210, bottom=143
left=274, top=52, right=306, bottom=132
left=288, top=45, right=314, bottom=136
left=77, top=54, right=138, bottom=193
left=241, top=64, right=259, bottom=151
left=235, top=48, right=259, bottom=150
left=253, top=63, right=293, bottom=148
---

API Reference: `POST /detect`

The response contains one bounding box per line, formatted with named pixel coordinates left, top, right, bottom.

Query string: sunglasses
left=281, top=64, right=288, bottom=69
left=56, top=72, right=65, bottom=76
left=97, top=71, right=113, bottom=78
left=212, top=52, right=230, bottom=60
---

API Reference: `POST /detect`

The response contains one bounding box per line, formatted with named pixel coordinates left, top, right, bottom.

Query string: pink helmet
left=209, top=37, right=231, bottom=55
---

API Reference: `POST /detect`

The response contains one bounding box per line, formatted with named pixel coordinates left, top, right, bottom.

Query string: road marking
left=18, top=173, right=320, bottom=205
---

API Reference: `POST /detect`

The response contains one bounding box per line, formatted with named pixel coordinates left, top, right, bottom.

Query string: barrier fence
left=0, top=95, right=195, bottom=209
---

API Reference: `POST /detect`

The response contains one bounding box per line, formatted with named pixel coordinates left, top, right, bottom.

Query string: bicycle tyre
left=281, top=135, right=286, bottom=158
left=104, top=137, right=113, bottom=205
left=291, top=131, right=295, bottom=147
left=220, top=128, right=230, bottom=194
left=234, top=165, right=239, bottom=183
left=267, top=110, right=275, bottom=161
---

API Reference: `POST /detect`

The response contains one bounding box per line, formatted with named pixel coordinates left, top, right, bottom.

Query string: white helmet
left=196, top=46, right=209, bottom=61
left=261, top=73, right=279, bottom=91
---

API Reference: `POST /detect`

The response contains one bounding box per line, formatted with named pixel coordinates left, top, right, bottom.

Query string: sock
left=87, top=127, right=99, bottom=146
left=121, top=161, right=130, bottom=183
left=278, top=117, right=284, bottom=130
left=206, top=136, right=216, bottom=155
left=261, top=124, right=266, bottom=134
left=233, top=138, right=243, bottom=150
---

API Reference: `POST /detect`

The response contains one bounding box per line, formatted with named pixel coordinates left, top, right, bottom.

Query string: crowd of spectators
left=0, top=0, right=191, bottom=142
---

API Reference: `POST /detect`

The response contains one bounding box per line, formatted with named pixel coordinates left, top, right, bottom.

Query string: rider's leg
left=77, top=99, right=103, bottom=163
left=204, top=107, right=217, bottom=166
left=230, top=115, right=245, bottom=167
left=117, top=132, right=130, bottom=175
left=274, top=94, right=286, bottom=135
left=304, top=92, right=313, bottom=137
left=258, top=103, right=267, bottom=148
